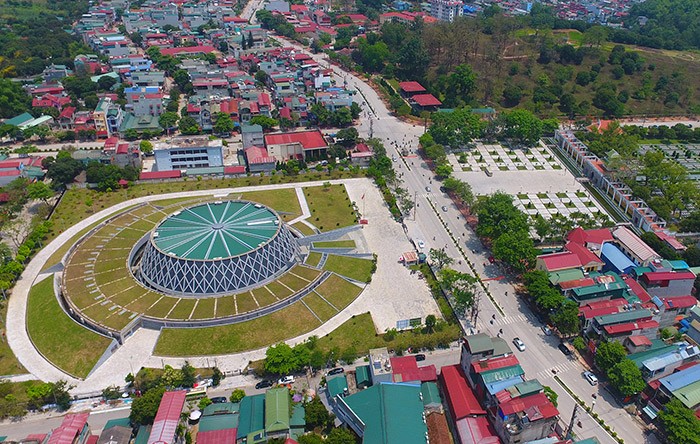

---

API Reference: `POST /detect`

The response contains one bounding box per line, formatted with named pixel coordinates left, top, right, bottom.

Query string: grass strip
left=322, top=255, right=374, bottom=282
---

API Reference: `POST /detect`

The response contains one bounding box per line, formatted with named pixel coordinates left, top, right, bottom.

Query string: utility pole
left=413, top=191, right=417, bottom=221
left=369, top=118, right=373, bottom=139
left=565, top=404, right=580, bottom=440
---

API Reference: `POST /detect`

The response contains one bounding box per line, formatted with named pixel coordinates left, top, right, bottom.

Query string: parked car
left=542, top=325, right=553, bottom=336
left=278, top=375, right=295, bottom=385
left=210, top=396, right=227, bottom=404
left=255, top=380, right=274, bottom=390
left=417, top=239, right=425, bottom=250
left=583, top=371, right=598, bottom=386
left=415, top=353, right=426, bottom=361
left=425, top=186, right=432, bottom=192
left=441, top=206, right=448, bottom=212
left=328, top=367, right=344, bottom=376
left=512, top=337, right=526, bottom=352
left=558, top=343, right=573, bottom=356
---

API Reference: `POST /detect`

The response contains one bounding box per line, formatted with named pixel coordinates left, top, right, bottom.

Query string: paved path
left=8, top=177, right=437, bottom=394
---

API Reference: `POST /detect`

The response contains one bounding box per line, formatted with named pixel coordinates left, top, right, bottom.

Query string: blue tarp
left=601, top=243, right=636, bottom=274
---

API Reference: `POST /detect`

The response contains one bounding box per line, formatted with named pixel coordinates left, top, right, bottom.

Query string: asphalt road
left=271, top=35, right=660, bottom=444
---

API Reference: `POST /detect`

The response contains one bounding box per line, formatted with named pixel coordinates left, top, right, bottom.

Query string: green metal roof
left=343, top=383, right=428, bottom=444
left=355, top=365, right=371, bottom=388
left=629, top=342, right=677, bottom=368
left=237, top=394, right=265, bottom=439
left=199, top=413, right=238, bottom=432
left=509, top=379, right=542, bottom=397
left=480, top=365, right=525, bottom=384
left=549, top=269, right=585, bottom=285
left=594, top=309, right=652, bottom=326
left=185, top=166, right=225, bottom=175
left=264, top=388, right=290, bottom=433
left=5, top=112, right=34, bottom=127
left=103, top=417, right=131, bottom=430
left=672, top=379, right=700, bottom=409
left=154, top=201, right=280, bottom=260
left=465, top=334, right=495, bottom=353
left=134, top=425, right=151, bottom=444
left=203, top=402, right=239, bottom=416
left=327, top=374, right=348, bottom=398
left=290, top=403, right=306, bottom=428
left=421, top=382, right=441, bottom=407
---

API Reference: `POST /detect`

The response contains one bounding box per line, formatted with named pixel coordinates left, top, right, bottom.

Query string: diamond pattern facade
left=139, top=208, right=300, bottom=296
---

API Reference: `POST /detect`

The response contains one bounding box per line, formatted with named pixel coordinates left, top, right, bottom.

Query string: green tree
left=429, top=247, right=453, bottom=270
left=658, top=398, right=700, bottom=444
left=178, top=116, right=201, bottom=135
left=45, top=156, right=83, bottom=189
left=198, top=397, right=212, bottom=410
left=305, top=396, right=334, bottom=430
left=130, top=386, right=166, bottom=425
left=298, top=434, right=325, bottom=444
left=326, top=427, right=356, bottom=444
left=434, top=163, right=453, bottom=179
left=230, top=388, right=246, bottom=403
left=159, top=111, right=179, bottom=131
left=213, top=112, right=235, bottom=135
left=475, top=191, right=529, bottom=240
left=249, top=115, right=278, bottom=131
left=542, top=385, right=558, bottom=407
left=27, top=181, right=53, bottom=204
left=607, top=359, right=645, bottom=397
left=160, top=365, right=184, bottom=388
left=425, top=314, right=437, bottom=333
left=0, top=79, right=32, bottom=118
left=550, top=300, right=580, bottom=335
left=492, top=231, right=536, bottom=272
left=139, top=140, right=153, bottom=155
left=265, top=343, right=299, bottom=375
left=331, top=108, right=353, bottom=127
left=447, top=64, right=477, bottom=105
left=500, top=109, right=544, bottom=146
left=181, top=362, right=196, bottom=388
left=594, top=341, right=627, bottom=373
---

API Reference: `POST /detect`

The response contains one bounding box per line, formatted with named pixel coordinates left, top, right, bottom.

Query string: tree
left=439, top=268, right=477, bottom=314
left=213, top=112, right=235, bottom=135
left=178, top=116, right=201, bottom=135
left=500, top=109, right=544, bottom=146
left=265, top=343, right=299, bottom=375
left=594, top=341, right=627, bottom=373
left=447, top=64, right=477, bottom=105
left=249, top=115, right=278, bottom=131
left=550, top=300, right=580, bottom=335
left=425, top=314, right=437, bottom=333
left=159, top=111, right=179, bottom=131
left=198, top=397, right=212, bottom=410
left=139, top=140, right=153, bottom=155
left=27, top=181, right=53, bottom=204
left=102, top=385, right=122, bottom=400
left=181, top=361, right=196, bottom=388
left=326, top=427, right=356, bottom=444
left=435, top=163, right=453, bottom=179
left=475, top=192, right=529, bottom=240
left=0, top=79, right=31, bottom=118
left=45, top=156, right=83, bottom=189
left=335, top=127, right=359, bottom=147
left=230, top=389, right=246, bottom=403
left=305, top=396, right=334, bottom=430
left=130, top=387, right=166, bottom=425
left=658, top=399, right=700, bottom=444
left=298, top=434, right=325, bottom=444
left=607, top=359, right=645, bottom=397
left=429, top=248, right=453, bottom=269
left=331, top=108, right=353, bottom=127
left=491, top=231, right=535, bottom=272
left=542, top=385, right=558, bottom=407
left=212, top=367, right=224, bottom=387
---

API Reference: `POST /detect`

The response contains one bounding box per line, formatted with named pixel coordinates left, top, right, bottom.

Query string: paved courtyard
left=452, top=142, right=564, bottom=173
left=515, top=191, right=607, bottom=220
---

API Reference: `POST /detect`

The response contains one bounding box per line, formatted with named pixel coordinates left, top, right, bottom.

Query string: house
left=410, top=94, right=442, bottom=112
left=367, top=347, right=393, bottom=384
left=640, top=271, right=696, bottom=298
left=611, top=226, right=661, bottom=266
left=430, top=0, right=464, bottom=22
left=601, top=242, right=636, bottom=275
left=399, top=81, right=427, bottom=97
left=390, top=355, right=437, bottom=383
left=245, top=146, right=276, bottom=173
left=147, top=391, right=186, bottom=444
left=459, top=334, right=512, bottom=374
left=93, top=97, right=123, bottom=137
left=350, top=142, right=373, bottom=167
left=125, top=87, right=163, bottom=117
left=237, top=394, right=265, bottom=441
left=42, top=64, right=72, bottom=83
left=649, top=295, right=697, bottom=328
left=242, top=124, right=264, bottom=148
left=588, top=309, right=653, bottom=337
left=567, top=272, right=627, bottom=304
left=97, top=417, right=131, bottom=444
left=335, top=383, right=428, bottom=444
left=46, top=413, right=91, bottom=444
left=57, top=106, right=77, bottom=130
left=154, top=137, right=223, bottom=171
left=32, top=94, right=71, bottom=110
left=640, top=343, right=700, bottom=380
left=264, top=130, right=328, bottom=161
left=265, top=388, right=291, bottom=440
left=567, top=227, right=613, bottom=251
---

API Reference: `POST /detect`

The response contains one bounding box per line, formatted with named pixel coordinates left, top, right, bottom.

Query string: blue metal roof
left=660, top=364, right=700, bottom=393
left=485, top=375, right=524, bottom=395
left=601, top=243, right=636, bottom=274
left=669, top=260, right=690, bottom=270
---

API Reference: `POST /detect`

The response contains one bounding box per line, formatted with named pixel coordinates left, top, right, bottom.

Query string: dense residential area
left=0, top=0, right=700, bottom=443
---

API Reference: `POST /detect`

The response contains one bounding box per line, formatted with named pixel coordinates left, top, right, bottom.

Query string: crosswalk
left=486, top=313, right=532, bottom=327
left=534, top=360, right=581, bottom=381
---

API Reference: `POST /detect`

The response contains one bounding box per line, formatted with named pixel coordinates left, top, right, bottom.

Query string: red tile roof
left=160, top=45, right=216, bottom=56
left=140, top=170, right=182, bottom=180
left=559, top=277, right=596, bottom=290
left=399, top=81, right=426, bottom=93
left=224, top=166, right=246, bottom=174
left=567, top=227, right=613, bottom=246
left=579, top=298, right=626, bottom=319
left=264, top=130, right=327, bottom=150
left=623, top=277, right=652, bottom=303
left=148, top=391, right=186, bottom=444
left=628, top=335, right=653, bottom=346
left=538, top=251, right=581, bottom=271
left=104, top=136, right=119, bottom=149
left=663, top=295, right=697, bottom=309
left=58, top=106, right=76, bottom=119
left=439, top=365, right=485, bottom=421
left=196, top=429, right=237, bottom=444
left=455, top=417, right=500, bottom=444
left=655, top=231, right=686, bottom=251
left=641, top=271, right=696, bottom=284
left=412, top=94, right=442, bottom=107
left=116, top=143, right=129, bottom=154
left=390, top=356, right=437, bottom=382
left=470, top=355, right=520, bottom=374
left=603, top=319, right=659, bottom=335
left=245, top=146, right=275, bottom=164
left=46, top=413, right=90, bottom=444
left=565, top=241, right=604, bottom=267
left=498, top=393, right=559, bottom=419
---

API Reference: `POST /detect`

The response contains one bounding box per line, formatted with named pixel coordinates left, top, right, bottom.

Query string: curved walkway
left=8, top=177, right=437, bottom=394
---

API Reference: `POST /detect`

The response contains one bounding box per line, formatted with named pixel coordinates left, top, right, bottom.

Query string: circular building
left=137, top=200, right=300, bottom=296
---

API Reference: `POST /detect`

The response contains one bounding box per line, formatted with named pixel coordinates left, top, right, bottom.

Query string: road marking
left=535, top=361, right=579, bottom=380
left=492, top=313, right=528, bottom=326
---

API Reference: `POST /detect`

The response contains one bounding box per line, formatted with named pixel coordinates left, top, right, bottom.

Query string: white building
left=429, top=0, right=463, bottom=22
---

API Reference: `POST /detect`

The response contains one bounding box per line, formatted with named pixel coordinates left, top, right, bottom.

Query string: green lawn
left=302, top=293, right=339, bottom=322
left=26, top=276, right=112, bottom=379
left=304, top=184, right=357, bottom=231
left=315, top=274, right=363, bottom=309
left=322, top=255, right=375, bottom=282
left=292, top=221, right=317, bottom=236
left=155, top=301, right=320, bottom=356
left=312, top=240, right=356, bottom=249
left=289, top=265, right=322, bottom=282
left=305, top=252, right=322, bottom=267
left=241, top=189, right=302, bottom=221
left=167, top=299, right=196, bottom=320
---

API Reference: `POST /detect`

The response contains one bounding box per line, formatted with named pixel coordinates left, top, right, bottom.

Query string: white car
left=417, top=240, right=425, bottom=250
left=512, top=337, right=526, bottom=352
left=584, top=371, right=598, bottom=386
left=278, top=375, right=295, bottom=385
